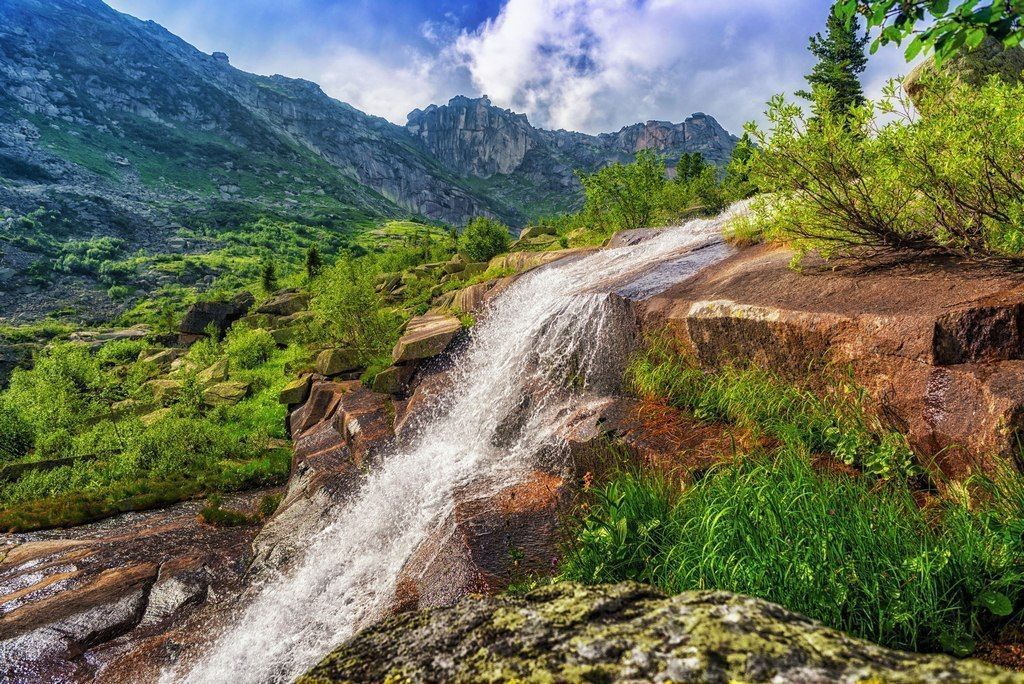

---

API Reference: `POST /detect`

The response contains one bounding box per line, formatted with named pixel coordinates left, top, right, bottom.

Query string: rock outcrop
left=301, top=582, right=1020, bottom=683
left=391, top=314, right=462, bottom=363
left=643, top=244, right=1024, bottom=476
left=177, top=292, right=254, bottom=345
left=406, top=97, right=738, bottom=219
left=0, top=490, right=275, bottom=682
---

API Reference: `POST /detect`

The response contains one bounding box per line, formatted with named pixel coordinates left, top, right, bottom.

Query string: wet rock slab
left=393, top=470, right=570, bottom=613
left=0, top=490, right=273, bottom=683
left=254, top=380, right=396, bottom=573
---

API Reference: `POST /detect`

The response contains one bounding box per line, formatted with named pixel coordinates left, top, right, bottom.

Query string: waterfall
left=173, top=204, right=747, bottom=684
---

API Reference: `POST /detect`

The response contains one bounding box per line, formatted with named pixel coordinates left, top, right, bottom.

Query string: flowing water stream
left=173, top=204, right=748, bottom=684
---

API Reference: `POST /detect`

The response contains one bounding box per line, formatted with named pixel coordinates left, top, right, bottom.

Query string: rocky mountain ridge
left=406, top=96, right=738, bottom=217
left=0, top=0, right=736, bottom=233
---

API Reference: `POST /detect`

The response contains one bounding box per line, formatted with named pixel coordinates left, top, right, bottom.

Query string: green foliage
left=578, top=150, right=666, bottom=232
left=126, top=416, right=245, bottom=478
left=260, top=258, right=279, bottom=294
left=674, top=152, right=710, bottom=182
left=798, top=5, right=869, bottom=117
left=308, top=258, right=400, bottom=361
left=746, top=75, right=1024, bottom=259
left=458, top=217, right=512, bottom=262
left=224, top=326, right=276, bottom=370
left=835, top=0, right=1024, bottom=63
left=628, top=335, right=914, bottom=478
left=0, top=399, right=33, bottom=460
left=6, top=343, right=110, bottom=436
left=657, top=166, right=727, bottom=221
left=0, top=332, right=295, bottom=530
left=305, top=243, right=323, bottom=279
left=722, top=132, right=758, bottom=200
left=560, top=452, right=1024, bottom=654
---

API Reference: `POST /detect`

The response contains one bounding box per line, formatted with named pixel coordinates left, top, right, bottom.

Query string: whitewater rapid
left=173, top=204, right=747, bottom=684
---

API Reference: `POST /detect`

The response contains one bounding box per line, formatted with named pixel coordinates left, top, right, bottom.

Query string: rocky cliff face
left=407, top=96, right=538, bottom=178
left=406, top=97, right=739, bottom=209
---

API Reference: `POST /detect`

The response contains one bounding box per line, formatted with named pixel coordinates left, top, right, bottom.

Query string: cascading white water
left=173, top=204, right=748, bottom=684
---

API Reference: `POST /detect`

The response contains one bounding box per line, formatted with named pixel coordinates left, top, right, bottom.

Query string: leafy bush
left=458, top=217, right=511, bottom=262
left=0, top=400, right=33, bottom=461
left=95, top=338, right=149, bottom=366
left=747, top=75, right=1024, bottom=259
left=835, top=0, right=1024, bottom=64
left=124, top=416, right=243, bottom=477
left=308, top=258, right=400, bottom=360
left=6, top=343, right=106, bottom=435
left=657, top=165, right=726, bottom=221
left=560, top=452, right=1024, bottom=655
left=224, top=326, right=276, bottom=370
left=578, top=149, right=666, bottom=232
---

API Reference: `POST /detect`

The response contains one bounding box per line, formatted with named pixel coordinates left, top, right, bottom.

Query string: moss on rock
left=300, top=583, right=1022, bottom=683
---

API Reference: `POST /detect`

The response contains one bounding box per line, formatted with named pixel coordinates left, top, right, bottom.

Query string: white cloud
left=450, top=0, right=913, bottom=134
left=281, top=47, right=454, bottom=124
left=108, top=0, right=919, bottom=135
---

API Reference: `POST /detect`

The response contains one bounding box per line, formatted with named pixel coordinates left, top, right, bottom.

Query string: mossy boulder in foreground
left=300, top=583, right=1021, bottom=683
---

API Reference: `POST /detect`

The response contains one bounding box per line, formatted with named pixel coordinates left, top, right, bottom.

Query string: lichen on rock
left=300, top=582, right=1022, bottom=683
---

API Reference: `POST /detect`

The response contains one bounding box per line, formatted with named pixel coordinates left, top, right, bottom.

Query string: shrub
left=458, top=217, right=511, bottom=262
left=308, top=258, right=400, bottom=360
left=224, top=326, right=275, bottom=370
left=107, top=285, right=131, bottom=300
left=747, top=75, right=1024, bottom=259
left=0, top=400, right=33, bottom=461
left=95, top=338, right=148, bottom=366
left=561, top=452, right=1024, bottom=655
left=578, top=149, right=666, bottom=232
left=5, top=343, right=105, bottom=434
left=125, top=416, right=244, bottom=478
left=657, top=165, right=725, bottom=221
left=260, top=259, right=278, bottom=294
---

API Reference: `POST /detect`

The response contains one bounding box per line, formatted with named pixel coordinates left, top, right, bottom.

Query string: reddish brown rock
left=254, top=381, right=396, bottom=573
left=449, top=276, right=517, bottom=314
left=332, top=386, right=395, bottom=468
left=369, top=365, right=415, bottom=395
left=0, top=490, right=270, bottom=683
left=643, top=245, right=1024, bottom=474
left=393, top=470, right=570, bottom=613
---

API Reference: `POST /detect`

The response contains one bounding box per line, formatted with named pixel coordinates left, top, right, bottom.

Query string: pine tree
left=260, top=259, right=278, bottom=294
left=675, top=152, right=710, bottom=183
left=305, top=244, right=322, bottom=280
left=798, top=5, right=869, bottom=117
left=723, top=133, right=757, bottom=199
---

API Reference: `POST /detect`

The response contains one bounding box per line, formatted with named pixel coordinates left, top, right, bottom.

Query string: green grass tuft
left=560, top=452, right=1024, bottom=655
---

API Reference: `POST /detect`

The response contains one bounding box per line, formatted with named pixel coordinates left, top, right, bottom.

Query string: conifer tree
left=798, top=4, right=869, bottom=117
left=260, top=259, right=278, bottom=294
left=305, top=244, right=322, bottom=280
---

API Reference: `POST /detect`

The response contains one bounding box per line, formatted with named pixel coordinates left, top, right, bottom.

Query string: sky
left=105, top=0, right=917, bottom=136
